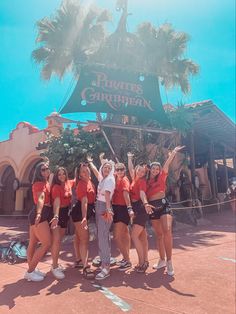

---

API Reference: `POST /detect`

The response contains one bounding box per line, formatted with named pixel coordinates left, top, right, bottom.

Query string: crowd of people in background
left=24, top=146, right=184, bottom=282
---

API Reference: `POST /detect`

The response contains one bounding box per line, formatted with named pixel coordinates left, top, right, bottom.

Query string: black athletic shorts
left=71, top=200, right=95, bottom=222
left=58, top=206, right=70, bottom=228
left=149, top=198, right=173, bottom=220
left=28, top=205, right=53, bottom=226
left=132, top=200, right=149, bottom=228
left=113, top=204, right=130, bottom=225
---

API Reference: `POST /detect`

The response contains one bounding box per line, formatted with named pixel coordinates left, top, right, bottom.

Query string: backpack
left=0, top=240, right=28, bottom=264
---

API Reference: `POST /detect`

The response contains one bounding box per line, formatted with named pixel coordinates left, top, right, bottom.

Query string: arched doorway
left=0, top=166, right=16, bottom=214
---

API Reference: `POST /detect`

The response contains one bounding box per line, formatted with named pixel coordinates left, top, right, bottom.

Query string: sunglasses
left=41, top=167, right=50, bottom=172
left=116, top=168, right=125, bottom=171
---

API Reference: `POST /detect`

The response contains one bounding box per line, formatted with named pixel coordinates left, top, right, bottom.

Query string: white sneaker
left=166, top=260, right=175, bottom=276
left=58, top=264, right=66, bottom=272
left=153, top=259, right=166, bottom=270
left=24, top=270, right=44, bottom=282
left=95, top=268, right=110, bottom=280
left=35, top=268, right=46, bottom=277
left=51, top=266, right=65, bottom=279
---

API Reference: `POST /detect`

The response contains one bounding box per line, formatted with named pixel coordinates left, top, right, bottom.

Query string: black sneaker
left=118, top=261, right=132, bottom=271
left=92, top=256, right=101, bottom=267
left=116, top=258, right=126, bottom=267
left=74, top=260, right=83, bottom=269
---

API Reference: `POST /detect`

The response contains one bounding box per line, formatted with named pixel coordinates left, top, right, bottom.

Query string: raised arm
left=99, top=152, right=106, bottom=165
left=163, top=146, right=185, bottom=173
left=127, top=152, right=135, bottom=180
left=87, top=155, right=99, bottom=179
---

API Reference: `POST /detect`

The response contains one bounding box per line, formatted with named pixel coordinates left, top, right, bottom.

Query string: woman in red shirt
left=51, top=167, right=74, bottom=280
left=127, top=153, right=153, bottom=273
left=71, top=163, right=96, bottom=279
left=147, top=146, right=184, bottom=276
left=25, top=161, right=53, bottom=282
left=112, top=163, right=134, bottom=271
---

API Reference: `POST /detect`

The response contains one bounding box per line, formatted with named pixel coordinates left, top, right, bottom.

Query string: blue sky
left=0, top=0, right=235, bottom=141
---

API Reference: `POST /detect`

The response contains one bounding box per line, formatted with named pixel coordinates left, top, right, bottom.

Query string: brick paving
left=0, top=209, right=235, bottom=314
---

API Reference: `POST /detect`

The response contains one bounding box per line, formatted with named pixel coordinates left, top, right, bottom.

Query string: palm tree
left=32, top=0, right=111, bottom=80
left=136, top=22, right=199, bottom=94
left=32, top=0, right=199, bottom=95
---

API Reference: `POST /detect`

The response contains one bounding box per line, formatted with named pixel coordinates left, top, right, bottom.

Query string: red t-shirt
left=32, top=181, right=51, bottom=205
left=147, top=170, right=168, bottom=198
left=76, top=179, right=96, bottom=204
left=51, top=180, right=74, bottom=207
left=112, top=176, right=130, bottom=206
left=130, top=178, right=147, bottom=201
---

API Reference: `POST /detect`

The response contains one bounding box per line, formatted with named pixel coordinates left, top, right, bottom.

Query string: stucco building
left=0, top=113, right=63, bottom=215
left=0, top=101, right=235, bottom=216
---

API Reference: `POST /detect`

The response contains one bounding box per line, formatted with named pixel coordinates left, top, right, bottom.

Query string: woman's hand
left=86, top=155, right=93, bottom=163
left=173, top=145, right=185, bottom=153
left=102, top=210, right=113, bottom=223
left=144, top=204, right=155, bottom=215
left=50, top=217, right=58, bottom=230
left=99, top=152, right=105, bottom=162
left=81, top=217, right=88, bottom=230
left=127, top=152, right=134, bottom=159
left=35, top=213, right=41, bottom=226
left=128, top=209, right=134, bottom=219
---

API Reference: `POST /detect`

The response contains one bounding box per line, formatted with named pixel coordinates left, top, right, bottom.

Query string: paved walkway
left=0, top=210, right=235, bottom=314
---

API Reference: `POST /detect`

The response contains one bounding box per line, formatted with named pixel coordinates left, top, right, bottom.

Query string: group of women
left=24, top=146, right=183, bottom=282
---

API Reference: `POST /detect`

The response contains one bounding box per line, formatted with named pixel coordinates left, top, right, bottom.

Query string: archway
left=0, top=166, right=16, bottom=214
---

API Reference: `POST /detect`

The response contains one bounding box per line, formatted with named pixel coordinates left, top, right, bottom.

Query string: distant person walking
left=226, top=177, right=236, bottom=213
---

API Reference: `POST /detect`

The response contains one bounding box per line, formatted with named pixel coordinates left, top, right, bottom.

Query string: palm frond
left=136, top=21, right=199, bottom=94
left=33, top=0, right=110, bottom=80
left=31, top=47, right=51, bottom=64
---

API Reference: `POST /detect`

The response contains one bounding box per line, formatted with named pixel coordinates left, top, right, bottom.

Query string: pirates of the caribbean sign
left=60, top=65, right=168, bottom=124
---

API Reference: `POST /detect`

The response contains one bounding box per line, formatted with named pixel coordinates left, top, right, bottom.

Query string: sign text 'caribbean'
left=60, top=65, right=168, bottom=123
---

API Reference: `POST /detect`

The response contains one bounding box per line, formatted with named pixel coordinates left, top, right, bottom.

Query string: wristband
left=36, top=212, right=41, bottom=216
left=143, top=202, right=148, bottom=206
left=106, top=208, right=114, bottom=214
left=54, top=215, right=59, bottom=219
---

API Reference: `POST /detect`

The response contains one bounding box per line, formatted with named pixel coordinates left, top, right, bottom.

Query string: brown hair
left=115, top=162, right=126, bottom=170
left=32, top=162, right=49, bottom=184
left=147, top=162, right=162, bottom=181
left=52, top=167, right=68, bottom=186
left=75, top=162, right=90, bottom=185
left=134, top=164, right=147, bottom=180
